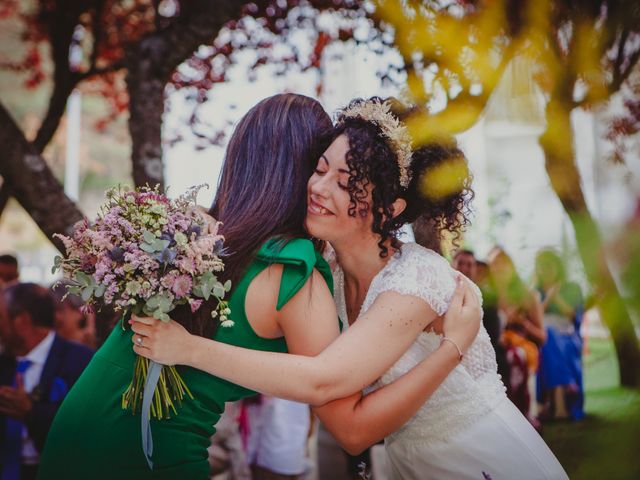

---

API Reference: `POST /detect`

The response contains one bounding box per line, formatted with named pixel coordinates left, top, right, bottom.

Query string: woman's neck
left=333, top=237, right=392, bottom=285
left=331, top=236, right=395, bottom=325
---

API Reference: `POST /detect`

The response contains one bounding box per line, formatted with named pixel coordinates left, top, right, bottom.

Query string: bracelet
left=440, top=337, right=464, bottom=362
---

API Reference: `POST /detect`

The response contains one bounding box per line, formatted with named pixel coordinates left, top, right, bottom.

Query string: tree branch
left=0, top=102, right=84, bottom=251
left=612, top=45, right=640, bottom=93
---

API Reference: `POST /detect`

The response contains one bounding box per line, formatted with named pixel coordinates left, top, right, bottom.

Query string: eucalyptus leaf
left=52, top=256, right=62, bottom=274
left=224, top=280, right=232, bottom=292
left=143, top=230, right=157, bottom=243
left=67, top=286, right=82, bottom=295
left=213, top=285, right=225, bottom=299
left=81, top=286, right=93, bottom=302
left=152, top=239, right=171, bottom=251
left=140, top=243, right=156, bottom=254
left=94, top=284, right=106, bottom=298
left=75, top=271, right=95, bottom=287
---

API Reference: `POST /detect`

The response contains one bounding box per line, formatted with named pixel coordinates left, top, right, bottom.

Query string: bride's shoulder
left=395, top=242, right=453, bottom=273
left=370, top=243, right=457, bottom=316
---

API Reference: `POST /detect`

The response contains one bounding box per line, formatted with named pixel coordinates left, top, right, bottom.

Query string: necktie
left=1, top=358, right=32, bottom=480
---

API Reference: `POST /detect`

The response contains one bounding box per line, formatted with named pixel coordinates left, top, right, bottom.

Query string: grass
left=540, top=338, right=640, bottom=480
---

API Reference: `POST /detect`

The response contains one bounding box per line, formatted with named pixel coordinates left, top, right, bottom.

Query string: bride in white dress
left=334, top=242, right=565, bottom=479
left=132, top=97, right=567, bottom=479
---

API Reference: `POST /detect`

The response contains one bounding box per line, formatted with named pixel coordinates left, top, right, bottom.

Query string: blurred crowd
left=0, top=243, right=588, bottom=480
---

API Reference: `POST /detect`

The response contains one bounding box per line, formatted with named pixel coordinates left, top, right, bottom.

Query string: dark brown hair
left=212, top=93, right=332, bottom=284
left=3, top=282, right=55, bottom=328
left=173, top=94, right=332, bottom=338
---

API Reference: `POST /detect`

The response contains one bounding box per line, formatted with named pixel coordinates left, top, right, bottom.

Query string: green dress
left=38, top=238, right=331, bottom=480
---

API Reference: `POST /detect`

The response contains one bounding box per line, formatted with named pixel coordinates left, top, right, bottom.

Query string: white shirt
left=247, top=397, right=311, bottom=475
left=17, top=330, right=55, bottom=464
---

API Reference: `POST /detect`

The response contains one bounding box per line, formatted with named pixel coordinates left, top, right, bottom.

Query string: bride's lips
left=308, top=198, right=334, bottom=216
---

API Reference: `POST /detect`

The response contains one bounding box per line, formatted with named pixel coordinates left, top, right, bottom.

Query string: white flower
left=174, top=232, right=188, bottom=246
left=211, top=310, right=218, bottom=318
left=125, top=280, right=142, bottom=296
left=220, top=319, right=234, bottom=328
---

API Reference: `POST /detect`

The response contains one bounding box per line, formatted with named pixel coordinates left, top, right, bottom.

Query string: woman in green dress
left=38, top=94, right=479, bottom=479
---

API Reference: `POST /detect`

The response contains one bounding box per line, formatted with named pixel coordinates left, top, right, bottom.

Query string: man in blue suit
left=0, top=283, right=93, bottom=480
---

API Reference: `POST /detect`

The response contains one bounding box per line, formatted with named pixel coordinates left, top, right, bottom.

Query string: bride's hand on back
left=130, top=315, right=193, bottom=365
left=442, top=276, right=482, bottom=355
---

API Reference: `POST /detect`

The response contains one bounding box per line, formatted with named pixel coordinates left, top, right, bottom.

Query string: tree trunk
left=126, top=45, right=166, bottom=189
left=125, top=0, right=245, bottom=190
left=0, top=103, right=83, bottom=251
left=540, top=96, right=640, bottom=387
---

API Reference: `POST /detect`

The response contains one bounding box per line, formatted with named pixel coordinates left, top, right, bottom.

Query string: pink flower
left=188, top=298, right=203, bottom=313
left=172, top=275, right=192, bottom=298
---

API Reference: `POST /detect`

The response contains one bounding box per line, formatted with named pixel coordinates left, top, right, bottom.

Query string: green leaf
left=75, top=271, right=95, bottom=287
left=152, top=239, right=171, bottom=251
left=152, top=309, right=171, bottom=322
left=192, top=285, right=204, bottom=298
left=146, top=293, right=173, bottom=313
left=67, top=285, right=82, bottom=295
left=140, top=243, right=156, bottom=254
left=94, top=284, right=106, bottom=298
left=213, top=284, right=225, bottom=299
left=223, top=280, right=232, bottom=292
left=81, top=286, right=93, bottom=302
left=143, top=230, right=157, bottom=244
left=52, top=256, right=63, bottom=274
left=196, top=272, right=216, bottom=301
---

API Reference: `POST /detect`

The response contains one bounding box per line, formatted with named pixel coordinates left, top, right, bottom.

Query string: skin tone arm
left=521, top=291, right=546, bottom=345
left=132, top=272, right=478, bottom=405
left=132, top=269, right=480, bottom=453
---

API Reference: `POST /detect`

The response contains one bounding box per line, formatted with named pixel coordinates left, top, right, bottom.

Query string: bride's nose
left=309, top=174, right=330, bottom=198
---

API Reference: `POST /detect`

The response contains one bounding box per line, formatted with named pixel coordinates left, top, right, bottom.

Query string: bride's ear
left=390, top=198, right=407, bottom=219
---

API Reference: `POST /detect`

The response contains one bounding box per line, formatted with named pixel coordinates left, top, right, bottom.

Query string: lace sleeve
left=365, top=243, right=457, bottom=316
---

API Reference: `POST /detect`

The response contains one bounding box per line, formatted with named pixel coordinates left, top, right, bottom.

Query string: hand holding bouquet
left=53, top=185, right=232, bottom=421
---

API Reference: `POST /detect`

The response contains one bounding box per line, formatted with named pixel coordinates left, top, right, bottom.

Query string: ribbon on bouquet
left=141, top=360, right=163, bottom=469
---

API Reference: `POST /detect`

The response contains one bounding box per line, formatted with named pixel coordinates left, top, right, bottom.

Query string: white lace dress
left=333, top=243, right=567, bottom=480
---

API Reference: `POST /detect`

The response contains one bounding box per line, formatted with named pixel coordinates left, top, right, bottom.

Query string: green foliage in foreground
left=541, top=338, right=640, bottom=480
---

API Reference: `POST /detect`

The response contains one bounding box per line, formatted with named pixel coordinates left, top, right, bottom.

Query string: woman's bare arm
left=132, top=271, right=479, bottom=408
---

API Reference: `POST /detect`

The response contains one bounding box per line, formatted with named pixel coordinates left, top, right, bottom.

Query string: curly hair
left=400, top=139, right=474, bottom=246
left=334, top=98, right=474, bottom=257
left=334, top=105, right=405, bottom=258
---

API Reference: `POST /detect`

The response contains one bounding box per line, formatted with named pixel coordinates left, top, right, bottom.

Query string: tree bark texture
left=0, top=103, right=84, bottom=252
left=540, top=96, right=640, bottom=388
left=126, top=0, right=245, bottom=189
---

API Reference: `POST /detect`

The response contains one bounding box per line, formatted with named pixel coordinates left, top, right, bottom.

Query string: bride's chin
left=304, top=220, right=330, bottom=242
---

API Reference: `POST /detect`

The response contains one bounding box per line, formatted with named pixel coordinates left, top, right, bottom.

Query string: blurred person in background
left=453, top=252, right=509, bottom=383
left=0, top=255, right=19, bottom=288
left=245, top=396, right=313, bottom=480
left=208, top=401, right=251, bottom=480
left=49, top=283, right=96, bottom=349
left=451, top=249, right=477, bottom=281
left=488, top=247, right=546, bottom=423
left=0, top=283, right=93, bottom=480
left=534, top=249, right=585, bottom=421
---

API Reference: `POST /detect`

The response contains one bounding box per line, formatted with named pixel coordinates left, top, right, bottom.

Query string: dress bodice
left=334, top=242, right=506, bottom=445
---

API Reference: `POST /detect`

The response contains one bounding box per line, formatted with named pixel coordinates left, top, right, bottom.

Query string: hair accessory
left=339, top=99, right=413, bottom=188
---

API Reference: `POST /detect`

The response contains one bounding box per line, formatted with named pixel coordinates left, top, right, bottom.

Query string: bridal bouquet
left=53, top=185, right=232, bottom=421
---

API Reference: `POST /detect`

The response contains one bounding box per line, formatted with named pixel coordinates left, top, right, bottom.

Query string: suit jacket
left=0, top=334, right=94, bottom=454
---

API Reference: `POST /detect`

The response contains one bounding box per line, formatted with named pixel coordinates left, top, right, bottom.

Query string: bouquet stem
left=121, top=356, right=193, bottom=420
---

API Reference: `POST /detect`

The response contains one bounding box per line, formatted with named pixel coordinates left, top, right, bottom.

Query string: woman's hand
left=130, top=315, right=194, bottom=366
left=442, top=276, right=482, bottom=354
